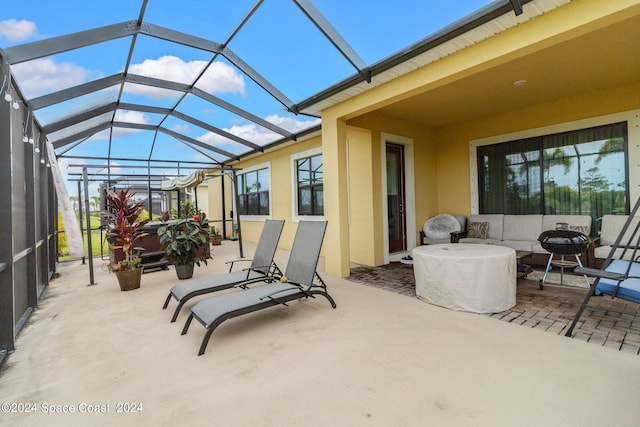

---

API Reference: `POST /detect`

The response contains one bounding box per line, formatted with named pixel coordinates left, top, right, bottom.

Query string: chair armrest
left=233, top=275, right=275, bottom=289
left=574, top=266, right=626, bottom=281
left=242, top=265, right=274, bottom=277
left=225, top=258, right=251, bottom=272
left=450, top=231, right=467, bottom=243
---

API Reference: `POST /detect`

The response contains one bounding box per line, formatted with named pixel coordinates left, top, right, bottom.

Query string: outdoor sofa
left=453, top=214, right=594, bottom=267
left=592, top=214, right=640, bottom=268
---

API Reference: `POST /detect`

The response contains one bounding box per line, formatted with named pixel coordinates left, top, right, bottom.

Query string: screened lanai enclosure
left=0, top=0, right=532, bottom=363
left=0, top=0, right=358, bottom=364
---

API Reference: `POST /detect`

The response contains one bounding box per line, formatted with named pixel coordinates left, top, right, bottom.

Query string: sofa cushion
left=467, top=221, right=489, bottom=239
left=503, top=215, right=542, bottom=241
left=594, top=245, right=638, bottom=261
left=542, top=214, right=592, bottom=236
left=468, top=214, right=503, bottom=240
left=600, top=215, right=640, bottom=246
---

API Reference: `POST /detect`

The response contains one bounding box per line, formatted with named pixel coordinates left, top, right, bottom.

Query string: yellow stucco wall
left=215, top=137, right=323, bottom=251
left=215, top=126, right=411, bottom=267
left=435, top=81, right=640, bottom=217
left=349, top=113, right=439, bottom=252
left=345, top=126, right=377, bottom=265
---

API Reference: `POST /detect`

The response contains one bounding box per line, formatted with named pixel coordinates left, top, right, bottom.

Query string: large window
left=478, top=122, right=628, bottom=230
left=296, top=154, right=324, bottom=216
left=237, top=166, right=270, bottom=216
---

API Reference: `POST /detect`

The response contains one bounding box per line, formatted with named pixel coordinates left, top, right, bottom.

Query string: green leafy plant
left=169, top=201, right=201, bottom=219
left=108, top=256, right=142, bottom=272
left=157, top=211, right=211, bottom=266
left=102, top=188, right=149, bottom=271
left=57, top=211, right=69, bottom=257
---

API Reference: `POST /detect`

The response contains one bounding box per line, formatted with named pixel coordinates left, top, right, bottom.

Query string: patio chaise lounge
left=181, top=220, right=336, bottom=356
left=162, top=219, right=285, bottom=322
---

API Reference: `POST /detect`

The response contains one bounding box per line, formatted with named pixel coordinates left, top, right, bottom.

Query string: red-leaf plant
left=102, top=188, right=150, bottom=271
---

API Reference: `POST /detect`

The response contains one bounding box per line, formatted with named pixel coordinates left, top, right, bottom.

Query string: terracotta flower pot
left=115, top=268, right=142, bottom=291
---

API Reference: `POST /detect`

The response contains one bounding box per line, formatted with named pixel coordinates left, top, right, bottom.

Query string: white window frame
left=291, top=147, right=325, bottom=222
left=236, top=161, right=272, bottom=222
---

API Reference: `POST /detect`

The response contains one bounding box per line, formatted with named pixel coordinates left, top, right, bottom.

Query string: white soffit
left=299, top=0, right=572, bottom=116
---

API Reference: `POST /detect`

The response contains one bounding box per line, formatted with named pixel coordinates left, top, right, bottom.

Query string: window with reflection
left=237, top=167, right=270, bottom=216
left=478, top=122, right=628, bottom=232
left=296, top=154, right=324, bottom=216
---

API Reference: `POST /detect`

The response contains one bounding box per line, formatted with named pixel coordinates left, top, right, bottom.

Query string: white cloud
left=114, top=110, right=149, bottom=124
left=171, top=123, right=192, bottom=135
left=196, top=115, right=321, bottom=148
left=265, top=114, right=321, bottom=132
left=89, top=111, right=150, bottom=140
left=0, top=19, right=37, bottom=42
left=127, top=56, right=245, bottom=99
left=11, top=58, right=94, bottom=99
left=197, top=123, right=277, bottom=146
left=196, top=61, right=246, bottom=94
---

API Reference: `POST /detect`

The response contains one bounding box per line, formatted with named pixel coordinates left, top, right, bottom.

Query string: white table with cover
left=413, top=243, right=516, bottom=313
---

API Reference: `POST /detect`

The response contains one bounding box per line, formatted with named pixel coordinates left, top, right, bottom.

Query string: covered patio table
left=413, top=243, right=516, bottom=313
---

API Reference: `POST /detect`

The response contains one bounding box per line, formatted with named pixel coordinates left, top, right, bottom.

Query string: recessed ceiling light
left=513, top=79, right=528, bottom=87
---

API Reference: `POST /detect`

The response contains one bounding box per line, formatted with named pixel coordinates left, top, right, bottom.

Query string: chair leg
left=181, top=314, right=194, bottom=335
left=565, top=284, right=597, bottom=337
left=310, top=290, right=337, bottom=308
left=162, top=293, right=173, bottom=309
left=198, top=328, right=216, bottom=356
left=170, top=300, right=186, bottom=323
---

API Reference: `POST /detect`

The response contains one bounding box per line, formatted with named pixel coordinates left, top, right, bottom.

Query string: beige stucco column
left=322, top=114, right=350, bottom=277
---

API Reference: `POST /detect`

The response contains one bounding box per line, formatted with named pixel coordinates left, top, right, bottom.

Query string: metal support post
left=83, top=167, right=96, bottom=285
left=230, top=168, right=243, bottom=258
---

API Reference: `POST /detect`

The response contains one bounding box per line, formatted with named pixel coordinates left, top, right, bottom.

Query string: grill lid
left=538, top=229, right=590, bottom=255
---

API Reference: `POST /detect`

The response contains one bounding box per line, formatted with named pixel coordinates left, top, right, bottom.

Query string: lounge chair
left=181, top=220, right=336, bottom=356
left=162, top=219, right=285, bottom=322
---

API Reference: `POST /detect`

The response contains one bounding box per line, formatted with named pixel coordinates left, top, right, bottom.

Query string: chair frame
left=162, top=219, right=284, bottom=322
left=180, top=220, right=336, bottom=355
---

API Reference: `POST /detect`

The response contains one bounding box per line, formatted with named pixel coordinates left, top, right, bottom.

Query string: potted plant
left=102, top=188, right=149, bottom=291
left=157, top=209, right=211, bottom=280
left=210, top=226, right=222, bottom=245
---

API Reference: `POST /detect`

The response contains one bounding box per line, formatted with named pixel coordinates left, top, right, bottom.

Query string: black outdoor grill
left=537, top=229, right=591, bottom=290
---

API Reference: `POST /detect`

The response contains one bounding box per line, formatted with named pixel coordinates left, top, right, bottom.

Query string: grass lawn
left=59, top=213, right=110, bottom=262
left=59, top=211, right=162, bottom=262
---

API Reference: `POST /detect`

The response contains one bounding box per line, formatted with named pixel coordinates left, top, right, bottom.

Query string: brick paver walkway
left=349, top=262, right=640, bottom=355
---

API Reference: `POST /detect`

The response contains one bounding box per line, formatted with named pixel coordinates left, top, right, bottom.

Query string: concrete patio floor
left=2, top=241, right=640, bottom=426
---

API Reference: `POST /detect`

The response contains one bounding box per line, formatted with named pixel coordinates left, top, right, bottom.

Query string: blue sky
left=1, top=0, right=491, bottom=195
